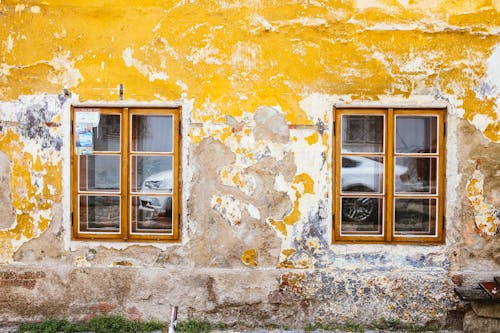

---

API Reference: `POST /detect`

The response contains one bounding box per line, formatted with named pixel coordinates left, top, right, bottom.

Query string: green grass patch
left=175, top=319, right=211, bottom=333
left=17, top=315, right=165, bottom=333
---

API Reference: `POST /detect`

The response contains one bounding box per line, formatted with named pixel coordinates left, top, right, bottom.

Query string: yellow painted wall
left=1, top=0, right=499, bottom=132
left=1, top=0, right=500, bottom=264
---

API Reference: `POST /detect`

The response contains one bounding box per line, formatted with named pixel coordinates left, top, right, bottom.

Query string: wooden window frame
left=333, top=107, right=446, bottom=244
left=71, top=106, right=181, bottom=242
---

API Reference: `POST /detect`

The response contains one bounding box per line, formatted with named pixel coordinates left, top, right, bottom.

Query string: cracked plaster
left=0, top=0, right=499, bottom=327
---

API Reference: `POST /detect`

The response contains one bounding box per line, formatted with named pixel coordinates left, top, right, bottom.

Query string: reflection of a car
left=138, top=170, right=173, bottom=220
left=341, top=156, right=408, bottom=223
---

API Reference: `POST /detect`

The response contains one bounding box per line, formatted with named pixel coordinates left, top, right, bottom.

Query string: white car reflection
left=341, top=156, right=408, bottom=222
left=138, top=170, right=173, bottom=220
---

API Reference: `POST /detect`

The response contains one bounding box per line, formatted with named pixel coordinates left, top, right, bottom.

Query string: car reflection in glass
left=138, top=170, right=173, bottom=223
left=341, top=156, right=408, bottom=223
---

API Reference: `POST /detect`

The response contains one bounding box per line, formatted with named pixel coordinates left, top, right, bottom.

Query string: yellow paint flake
left=189, top=128, right=207, bottom=144
left=269, top=219, right=287, bottom=237
left=112, top=261, right=134, bottom=266
left=38, top=216, right=50, bottom=233
left=278, top=260, right=296, bottom=269
left=305, top=132, right=319, bottom=145
left=74, top=256, right=91, bottom=267
left=293, top=173, right=315, bottom=195
left=241, top=249, right=257, bottom=267
left=281, top=248, right=296, bottom=257
left=232, top=172, right=240, bottom=185
left=283, top=199, right=301, bottom=226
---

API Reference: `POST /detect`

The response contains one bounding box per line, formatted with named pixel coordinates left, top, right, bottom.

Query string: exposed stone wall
left=1, top=0, right=500, bottom=329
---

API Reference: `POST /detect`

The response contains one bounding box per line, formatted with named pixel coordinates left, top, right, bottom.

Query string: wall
left=1, top=0, right=499, bottom=329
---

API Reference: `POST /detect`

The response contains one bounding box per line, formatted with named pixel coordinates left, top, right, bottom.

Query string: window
left=333, top=108, right=446, bottom=243
left=71, top=107, right=181, bottom=241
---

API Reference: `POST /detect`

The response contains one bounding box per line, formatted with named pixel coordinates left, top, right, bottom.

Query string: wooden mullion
left=386, top=108, right=394, bottom=242
left=71, top=107, right=79, bottom=239
left=173, top=110, right=180, bottom=240
left=437, top=110, right=446, bottom=243
left=121, top=108, right=130, bottom=240
left=128, top=151, right=175, bottom=156
left=334, top=111, right=342, bottom=242
left=174, top=113, right=182, bottom=240
left=87, top=151, right=121, bottom=155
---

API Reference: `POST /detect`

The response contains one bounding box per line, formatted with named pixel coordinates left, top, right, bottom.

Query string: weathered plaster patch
left=122, top=48, right=168, bottom=82
left=186, top=43, right=222, bottom=65
left=273, top=18, right=329, bottom=28
left=487, top=44, right=500, bottom=92
left=46, top=52, right=83, bottom=89
left=0, top=95, right=66, bottom=263
left=253, top=107, right=289, bottom=143
left=5, top=34, right=14, bottom=53
left=246, top=203, right=260, bottom=220
left=356, top=0, right=397, bottom=12
left=230, top=42, right=261, bottom=72
left=466, top=169, right=500, bottom=237
left=220, top=165, right=256, bottom=196
left=14, top=4, right=25, bottom=12
left=211, top=195, right=242, bottom=226
left=470, top=113, right=495, bottom=133
left=0, top=151, right=16, bottom=230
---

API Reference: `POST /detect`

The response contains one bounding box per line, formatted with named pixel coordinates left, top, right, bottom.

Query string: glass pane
left=394, top=198, right=436, bottom=235
left=341, top=197, right=383, bottom=234
left=341, top=156, right=383, bottom=194
left=396, top=116, right=437, bottom=153
left=79, top=155, right=120, bottom=192
left=79, top=195, right=120, bottom=232
left=85, top=114, right=121, bottom=152
left=130, top=156, right=173, bottom=193
left=395, top=157, right=437, bottom=194
left=131, top=196, right=173, bottom=234
left=342, top=115, right=384, bottom=153
left=132, top=115, right=173, bottom=152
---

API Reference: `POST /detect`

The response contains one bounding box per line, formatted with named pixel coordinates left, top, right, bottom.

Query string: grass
left=16, top=317, right=228, bottom=333
left=17, top=315, right=165, bottom=333
left=176, top=319, right=212, bottom=333
left=16, top=316, right=441, bottom=333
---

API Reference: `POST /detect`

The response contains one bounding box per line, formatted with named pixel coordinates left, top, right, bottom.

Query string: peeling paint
left=122, top=48, right=168, bottom=82
left=0, top=95, right=66, bottom=263
left=0, top=1, right=499, bottom=328
left=211, top=195, right=242, bottom=226
left=466, top=169, right=500, bottom=237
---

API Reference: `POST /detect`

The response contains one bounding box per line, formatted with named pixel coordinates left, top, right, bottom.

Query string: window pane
left=341, top=156, right=383, bottom=194
left=132, top=115, right=173, bottom=152
left=79, top=195, right=120, bottom=232
left=79, top=155, right=120, bottom=192
left=341, top=197, right=383, bottom=234
left=394, top=198, right=436, bottom=235
left=130, top=196, right=173, bottom=234
left=395, top=116, right=437, bottom=153
left=130, top=156, right=173, bottom=193
left=342, top=115, right=384, bottom=153
left=76, top=113, right=120, bottom=151
left=395, top=157, right=437, bottom=194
